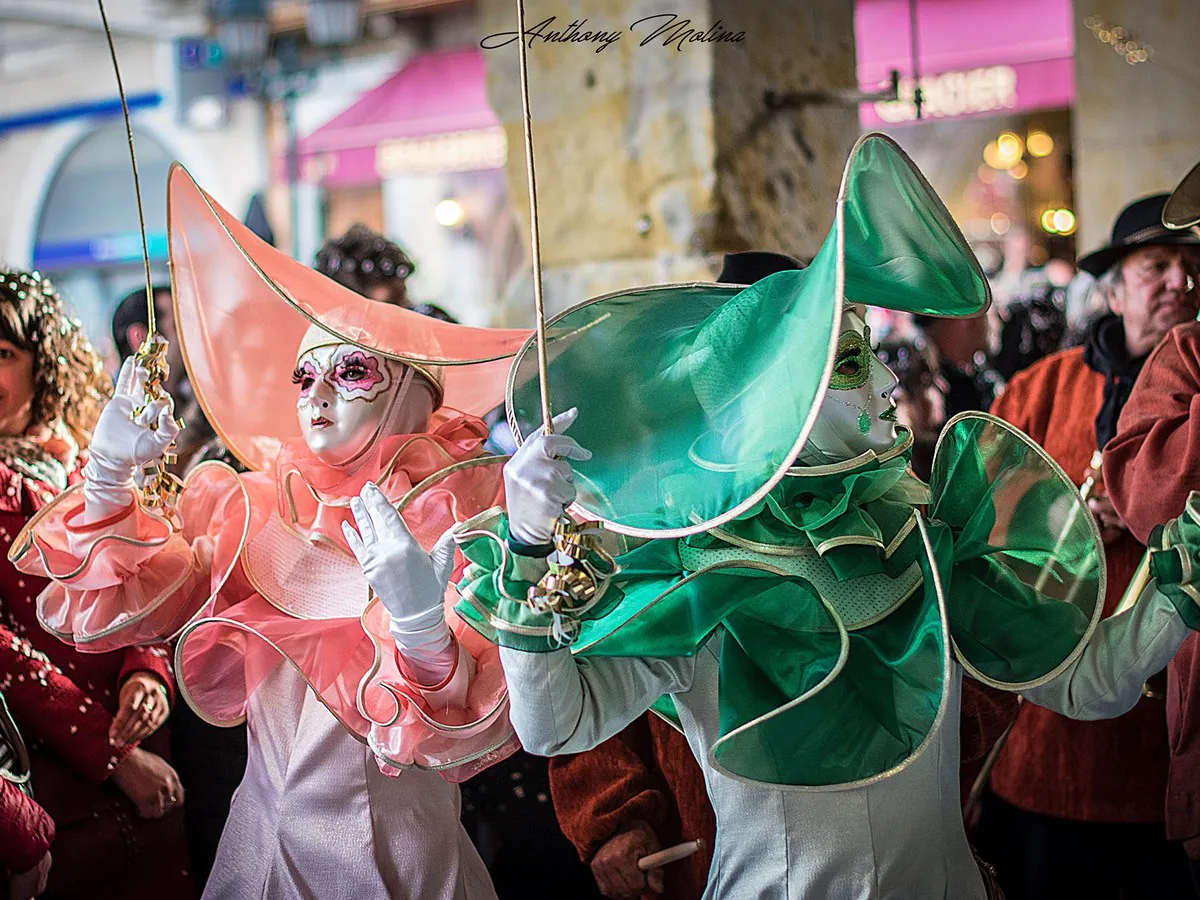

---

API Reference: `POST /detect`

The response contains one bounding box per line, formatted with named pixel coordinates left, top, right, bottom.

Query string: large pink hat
left=168, top=164, right=530, bottom=472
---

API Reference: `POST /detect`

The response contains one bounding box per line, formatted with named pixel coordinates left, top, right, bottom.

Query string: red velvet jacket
left=0, top=456, right=190, bottom=898
left=1, top=622, right=133, bottom=873
left=0, top=777, right=53, bottom=874
left=549, top=714, right=716, bottom=900
left=1105, top=321, right=1200, bottom=850
left=990, top=346, right=1169, bottom=823
left=0, top=460, right=175, bottom=729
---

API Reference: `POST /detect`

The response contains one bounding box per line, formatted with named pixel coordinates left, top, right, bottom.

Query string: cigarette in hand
left=637, top=839, right=705, bottom=872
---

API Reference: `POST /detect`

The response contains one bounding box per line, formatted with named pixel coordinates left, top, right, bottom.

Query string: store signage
left=376, top=127, right=507, bottom=176
left=859, top=56, right=1074, bottom=127
left=873, top=65, right=1018, bottom=123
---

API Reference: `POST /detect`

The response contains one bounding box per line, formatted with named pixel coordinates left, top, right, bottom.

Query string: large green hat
left=507, top=133, right=990, bottom=538
left=1164, top=158, right=1200, bottom=230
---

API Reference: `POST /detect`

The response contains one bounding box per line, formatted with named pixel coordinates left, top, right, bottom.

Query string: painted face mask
left=294, top=343, right=412, bottom=467
left=803, top=309, right=900, bottom=462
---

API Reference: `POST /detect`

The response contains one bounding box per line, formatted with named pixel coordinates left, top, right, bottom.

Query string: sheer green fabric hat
left=506, top=133, right=990, bottom=538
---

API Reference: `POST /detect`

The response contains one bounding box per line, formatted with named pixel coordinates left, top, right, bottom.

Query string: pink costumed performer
left=9, top=165, right=531, bottom=900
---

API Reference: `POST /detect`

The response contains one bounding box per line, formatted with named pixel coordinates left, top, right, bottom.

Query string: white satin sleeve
left=498, top=645, right=696, bottom=756
left=1020, top=579, right=1189, bottom=719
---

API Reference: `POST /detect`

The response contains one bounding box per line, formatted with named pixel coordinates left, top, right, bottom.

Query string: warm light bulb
left=983, top=141, right=1004, bottom=169
left=990, top=212, right=1011, bottom=235
left=1027, top=131, right=1054, bottom=157
left=1052, top=208, right=1076, bottom=235
left=434, top=199, right=465, bottom=228
left=1010, top=161, right=1029, bottom=180
left=996, top=132, right=1024, bottom=167
left=1040, top=209, right=1059, bottom=233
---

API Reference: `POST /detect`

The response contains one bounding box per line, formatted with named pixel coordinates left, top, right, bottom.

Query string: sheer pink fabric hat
left=168, top=164, right=530, bottom=472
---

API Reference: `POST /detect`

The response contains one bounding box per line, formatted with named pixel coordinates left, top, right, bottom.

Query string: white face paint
left=294, top=344, right=402, bottom=466
left=804, top=309, right=900, bottom=462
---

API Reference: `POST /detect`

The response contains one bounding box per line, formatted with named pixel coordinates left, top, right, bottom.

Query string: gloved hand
left=343, top=483, right=458, bottom=667
left=82, top=357, right=180, bottom=522
left=504, top=407, right=592, bottom=545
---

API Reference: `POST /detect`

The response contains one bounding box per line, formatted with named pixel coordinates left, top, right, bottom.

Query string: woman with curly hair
left=0, top=268, right=195, bottom=899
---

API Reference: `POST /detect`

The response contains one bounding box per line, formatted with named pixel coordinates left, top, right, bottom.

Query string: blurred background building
left=0, top=0, right=1196, bottom=359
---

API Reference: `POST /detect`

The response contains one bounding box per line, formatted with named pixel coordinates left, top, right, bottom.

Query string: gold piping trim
left=502, top=277, right=842, bottom=541
left=785, top=428, right=914, bottom=479
left=706, top=527, right=819, bottom=557
left=711, top=515, right=953, bottom=793
left=934, top=412, right=1107, bottom=691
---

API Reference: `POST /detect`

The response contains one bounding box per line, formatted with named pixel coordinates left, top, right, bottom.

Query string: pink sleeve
left=359, top=591, right=517, bottom=783
left=10, top=465, right=249, bottom=652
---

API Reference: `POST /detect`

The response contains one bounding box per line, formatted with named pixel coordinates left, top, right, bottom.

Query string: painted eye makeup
left=829, top=324, right=872, bottom=391
left=291, top=362, right=317, bottom=396
left=332, top=351, right=385, bottom=393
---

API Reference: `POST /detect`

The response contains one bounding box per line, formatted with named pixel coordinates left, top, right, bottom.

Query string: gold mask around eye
left=829, top=324, right=872, bottom=391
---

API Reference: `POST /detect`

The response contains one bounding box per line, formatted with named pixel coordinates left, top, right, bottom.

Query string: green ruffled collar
left=693, top=432, right=930, bottom=578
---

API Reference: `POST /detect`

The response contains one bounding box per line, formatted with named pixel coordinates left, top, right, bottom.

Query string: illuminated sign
left=376, top=127, right=507, bottom=176
left=873, top=65, right=1018, bottom=123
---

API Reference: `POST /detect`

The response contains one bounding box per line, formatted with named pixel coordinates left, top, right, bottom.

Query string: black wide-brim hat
left=1078, top=193, right=1200, bottom=276
left=716, top=251, right=806, bottom=285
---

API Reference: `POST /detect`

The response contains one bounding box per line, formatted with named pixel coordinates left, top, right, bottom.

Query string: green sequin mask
left=830, top=324, right=872, bottom=391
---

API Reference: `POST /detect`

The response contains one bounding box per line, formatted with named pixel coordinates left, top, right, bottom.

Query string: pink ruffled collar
left=273, top=412, right=490, bottom=547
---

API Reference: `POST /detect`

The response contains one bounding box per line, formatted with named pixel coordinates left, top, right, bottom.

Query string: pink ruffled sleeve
left=359, top=588, right=517, bottom=782
left=9, top=464, right=250, bottom=653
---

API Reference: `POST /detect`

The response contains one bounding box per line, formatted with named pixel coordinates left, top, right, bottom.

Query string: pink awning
left=295, top=47, right=503, bottom=186
left=856, top=0, right=1075, bottom=125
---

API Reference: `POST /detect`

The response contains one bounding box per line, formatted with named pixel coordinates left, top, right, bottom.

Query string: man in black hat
left=975, top=193, right=1200, bottom=900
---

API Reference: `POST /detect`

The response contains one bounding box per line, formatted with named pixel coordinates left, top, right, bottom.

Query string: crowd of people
left=2, top=133, right=1200, bottom=900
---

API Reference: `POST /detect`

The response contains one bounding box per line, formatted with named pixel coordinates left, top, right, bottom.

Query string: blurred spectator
left=874, top=337, right=941, bottom=479
left=912, top=313, right=1004, bottom=418
left=991, top=271, right=1069, bottom=381
left=314, top=224, right=416, bottom=307
left=974, top=193, right=1200, bottom=900
left=549, top=715, right=716, bottom=900
left=111, top=286, right=184, bottom=395
left=0, top=268, right=192, bottom=899
left=989, top=228, right=1034, bottom=312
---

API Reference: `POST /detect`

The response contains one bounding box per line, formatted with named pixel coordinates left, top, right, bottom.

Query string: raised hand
left=504, top=407, right=592, bottom=545
left=83, top=357, right=180, bottom=519
left=342, top=483, right=457, bottom=624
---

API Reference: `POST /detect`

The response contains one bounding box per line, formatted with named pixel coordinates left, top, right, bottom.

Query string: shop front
left=294, top=47, right=521, bottom=327
left=857, top=0, right=1077, bottom=273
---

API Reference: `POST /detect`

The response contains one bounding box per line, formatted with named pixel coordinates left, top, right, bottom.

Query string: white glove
left=82, top=358, right=180, bottom=522
left=504, top=407, right=592, bottom=545
left=343, top=483, right=458, bottom=668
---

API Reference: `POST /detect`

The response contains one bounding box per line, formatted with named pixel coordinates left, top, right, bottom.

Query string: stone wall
left=480, top=0, right=858, bottom=317
left=1073, top=0, right=1200, bottom=251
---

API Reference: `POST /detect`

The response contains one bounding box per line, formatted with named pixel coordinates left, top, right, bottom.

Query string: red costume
left=1105, top=321, right=1200, bottom=853
left=0, top=455, right=193, bottom=899
left=549, top=714, right=716, bottom=900
left=989, top=347, right=1169, bottom=823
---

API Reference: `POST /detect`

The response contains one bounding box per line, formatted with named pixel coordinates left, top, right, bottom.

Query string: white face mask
left=803, top=309, right=900, bottom=463
left=294, top=344, right=411, bottom=466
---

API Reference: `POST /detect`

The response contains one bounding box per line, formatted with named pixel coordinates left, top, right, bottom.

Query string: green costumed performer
left=453, top=134, right=1200, bottom=899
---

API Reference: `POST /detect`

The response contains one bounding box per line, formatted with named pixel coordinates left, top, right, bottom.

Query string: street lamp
left=209, top=0, right=270, bottom=66
left=208, top=0, right=363, bottom=260
left=306, top=0, right=363, bottom=46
